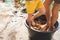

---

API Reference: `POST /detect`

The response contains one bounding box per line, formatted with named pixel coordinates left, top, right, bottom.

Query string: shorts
left=54, top=0, right=60, bottom=4
left=25, top=0, right=44, bottom=14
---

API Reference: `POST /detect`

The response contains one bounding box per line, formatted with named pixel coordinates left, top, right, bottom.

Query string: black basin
left=25, top=15, right=59, bottom=40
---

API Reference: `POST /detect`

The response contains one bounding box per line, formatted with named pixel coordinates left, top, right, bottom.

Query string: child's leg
left=51, top=3, right=60, bottom=26
left=44, top=0, right=53, bottom=27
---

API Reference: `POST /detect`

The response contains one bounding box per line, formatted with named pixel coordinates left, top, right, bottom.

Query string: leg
left=51, top=3, right=60, bottom=27
left=44, top=0, right=53, bottom=27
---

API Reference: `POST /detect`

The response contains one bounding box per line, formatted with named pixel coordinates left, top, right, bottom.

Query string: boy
left=26, top=0, right=46, bottom=26
left=44, top=0, right=60, bottom=29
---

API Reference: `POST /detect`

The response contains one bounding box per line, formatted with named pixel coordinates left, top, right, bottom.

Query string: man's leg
left=51, top=3, right=60, bottom=27
left=44, top=0, right=53, bottom=27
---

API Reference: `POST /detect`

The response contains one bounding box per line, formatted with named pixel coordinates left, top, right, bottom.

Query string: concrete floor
left=0, top=3, right=60, bottom=40
left=0, top=12, right=59, bottom=40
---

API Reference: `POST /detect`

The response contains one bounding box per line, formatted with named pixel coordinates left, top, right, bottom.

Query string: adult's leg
left=44, top=0, right=53, bottom=27
left=51, top=3, right=60, bottom=27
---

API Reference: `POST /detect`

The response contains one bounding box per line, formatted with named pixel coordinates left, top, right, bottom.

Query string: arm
left=33, top=0, right=46, bottom=19
left=34, top=8, right=46, bottom=19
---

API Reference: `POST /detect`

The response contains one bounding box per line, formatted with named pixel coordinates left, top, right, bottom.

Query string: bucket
left=25, top=15, right=59, bottom=40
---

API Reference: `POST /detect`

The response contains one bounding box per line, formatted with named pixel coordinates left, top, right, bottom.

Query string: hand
left=27, top=14, right=35, bottom=26
left=31, top=20, right=36, bottom=27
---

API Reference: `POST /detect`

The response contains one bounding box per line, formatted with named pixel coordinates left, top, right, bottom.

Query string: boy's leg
left=44, top=0, right=53, bottom=27
left=51, top=3, right=60, bottom=27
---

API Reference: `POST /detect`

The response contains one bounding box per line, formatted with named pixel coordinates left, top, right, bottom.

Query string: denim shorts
left=54, top=0, right=60, bottom=4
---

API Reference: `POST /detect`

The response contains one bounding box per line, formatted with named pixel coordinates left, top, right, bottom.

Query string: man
left=26, top=0, right=46, bottom=26
left=44, top=0, right=60, bottom=29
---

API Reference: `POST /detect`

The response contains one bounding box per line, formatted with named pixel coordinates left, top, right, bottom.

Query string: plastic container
left=25, top=15, right=59, bottom=40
